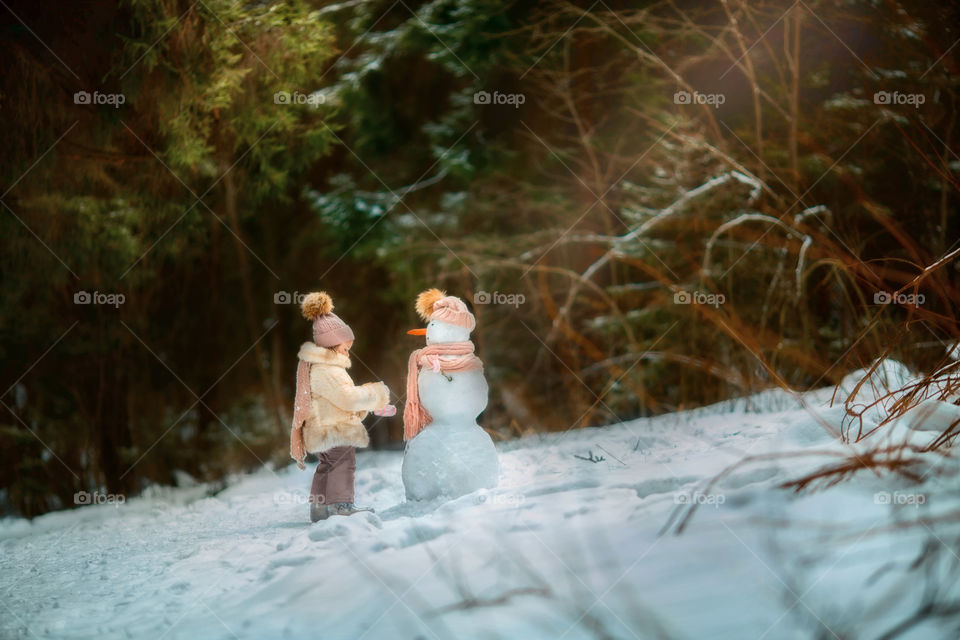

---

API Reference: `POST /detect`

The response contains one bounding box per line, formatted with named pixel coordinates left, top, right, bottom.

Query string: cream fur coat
left=297, top=342, right=389, bottom=453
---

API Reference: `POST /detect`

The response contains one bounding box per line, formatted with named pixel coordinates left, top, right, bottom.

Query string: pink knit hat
left=301, top=292, right=355, bottom=347
left=415, top=289, right=476, bottom=331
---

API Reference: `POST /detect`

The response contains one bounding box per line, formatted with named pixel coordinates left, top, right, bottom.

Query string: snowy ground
left=3, top=366, right=960, bottom=639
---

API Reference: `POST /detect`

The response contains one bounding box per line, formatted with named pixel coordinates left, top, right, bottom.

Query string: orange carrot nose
left=407, top=328, right=428, bottom=336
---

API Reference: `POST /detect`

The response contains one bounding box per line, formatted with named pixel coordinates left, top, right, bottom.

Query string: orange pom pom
left=301, top=291, right=333, bottom=320
left=415, top=288, right=446, bottom=321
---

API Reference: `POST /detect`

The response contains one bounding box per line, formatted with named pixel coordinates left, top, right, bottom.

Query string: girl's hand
left=373, top=404, right=397, bottom=417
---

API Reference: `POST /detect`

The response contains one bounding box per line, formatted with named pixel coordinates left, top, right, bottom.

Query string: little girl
left=290, top=291, right=395, bottom=522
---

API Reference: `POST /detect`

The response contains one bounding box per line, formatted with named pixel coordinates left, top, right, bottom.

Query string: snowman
left=401, top=289, right=499, bottom=501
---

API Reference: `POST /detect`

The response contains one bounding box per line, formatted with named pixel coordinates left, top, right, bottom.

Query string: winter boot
left=310, top=501, right=331, bottom=523
left=311, top=502, right=373, bottom=521
left=330, top=502, right=374, bottom=517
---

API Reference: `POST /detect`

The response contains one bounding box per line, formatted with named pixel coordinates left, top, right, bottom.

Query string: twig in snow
left=573, top=450, right=605, bottom=463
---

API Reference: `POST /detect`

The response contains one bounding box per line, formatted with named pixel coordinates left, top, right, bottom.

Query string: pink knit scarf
left=290, top=360, right=312, bottom=469
left=403, top=341, right=483, bottom=441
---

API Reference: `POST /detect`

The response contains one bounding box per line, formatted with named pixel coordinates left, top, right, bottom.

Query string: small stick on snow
left=573, top=450, right=605, bottom=463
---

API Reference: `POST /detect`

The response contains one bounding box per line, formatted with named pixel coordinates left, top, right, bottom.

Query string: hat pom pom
left=301, top=291, right=333, bottom=320
left=415, top=288, right=446, bottom=321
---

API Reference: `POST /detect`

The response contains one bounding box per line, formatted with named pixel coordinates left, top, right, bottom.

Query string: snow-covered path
left=3, top=379, right=959, bottom=639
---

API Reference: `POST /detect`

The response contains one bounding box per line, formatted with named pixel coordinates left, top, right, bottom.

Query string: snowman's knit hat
left=415, top=289, right=476, bottom=332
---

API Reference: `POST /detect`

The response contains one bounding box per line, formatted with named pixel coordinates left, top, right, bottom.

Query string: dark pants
left=310, top=446, right=355, bottom=505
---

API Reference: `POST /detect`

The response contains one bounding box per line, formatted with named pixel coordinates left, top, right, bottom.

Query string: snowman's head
left=411, top=289, right=476, bottom=345
left=425, top=319, right=471, bottom=345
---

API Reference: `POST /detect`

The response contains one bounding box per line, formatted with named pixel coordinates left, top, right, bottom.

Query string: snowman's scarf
left=403, top=342, right=483, bottom=441
left=289, top=360, right=312, bottom=469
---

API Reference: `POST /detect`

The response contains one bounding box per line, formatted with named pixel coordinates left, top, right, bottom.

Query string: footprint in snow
left=307, top=512, right=382, bottom=543
left=308, top=522, right=351, bottom=542
left=370, top=522, right=451, bottom=551
left=168, top=581, right=190, bottom=594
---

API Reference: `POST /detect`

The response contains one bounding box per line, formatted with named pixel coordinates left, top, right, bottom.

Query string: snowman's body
left=402, top=321, right=499, bottom=501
